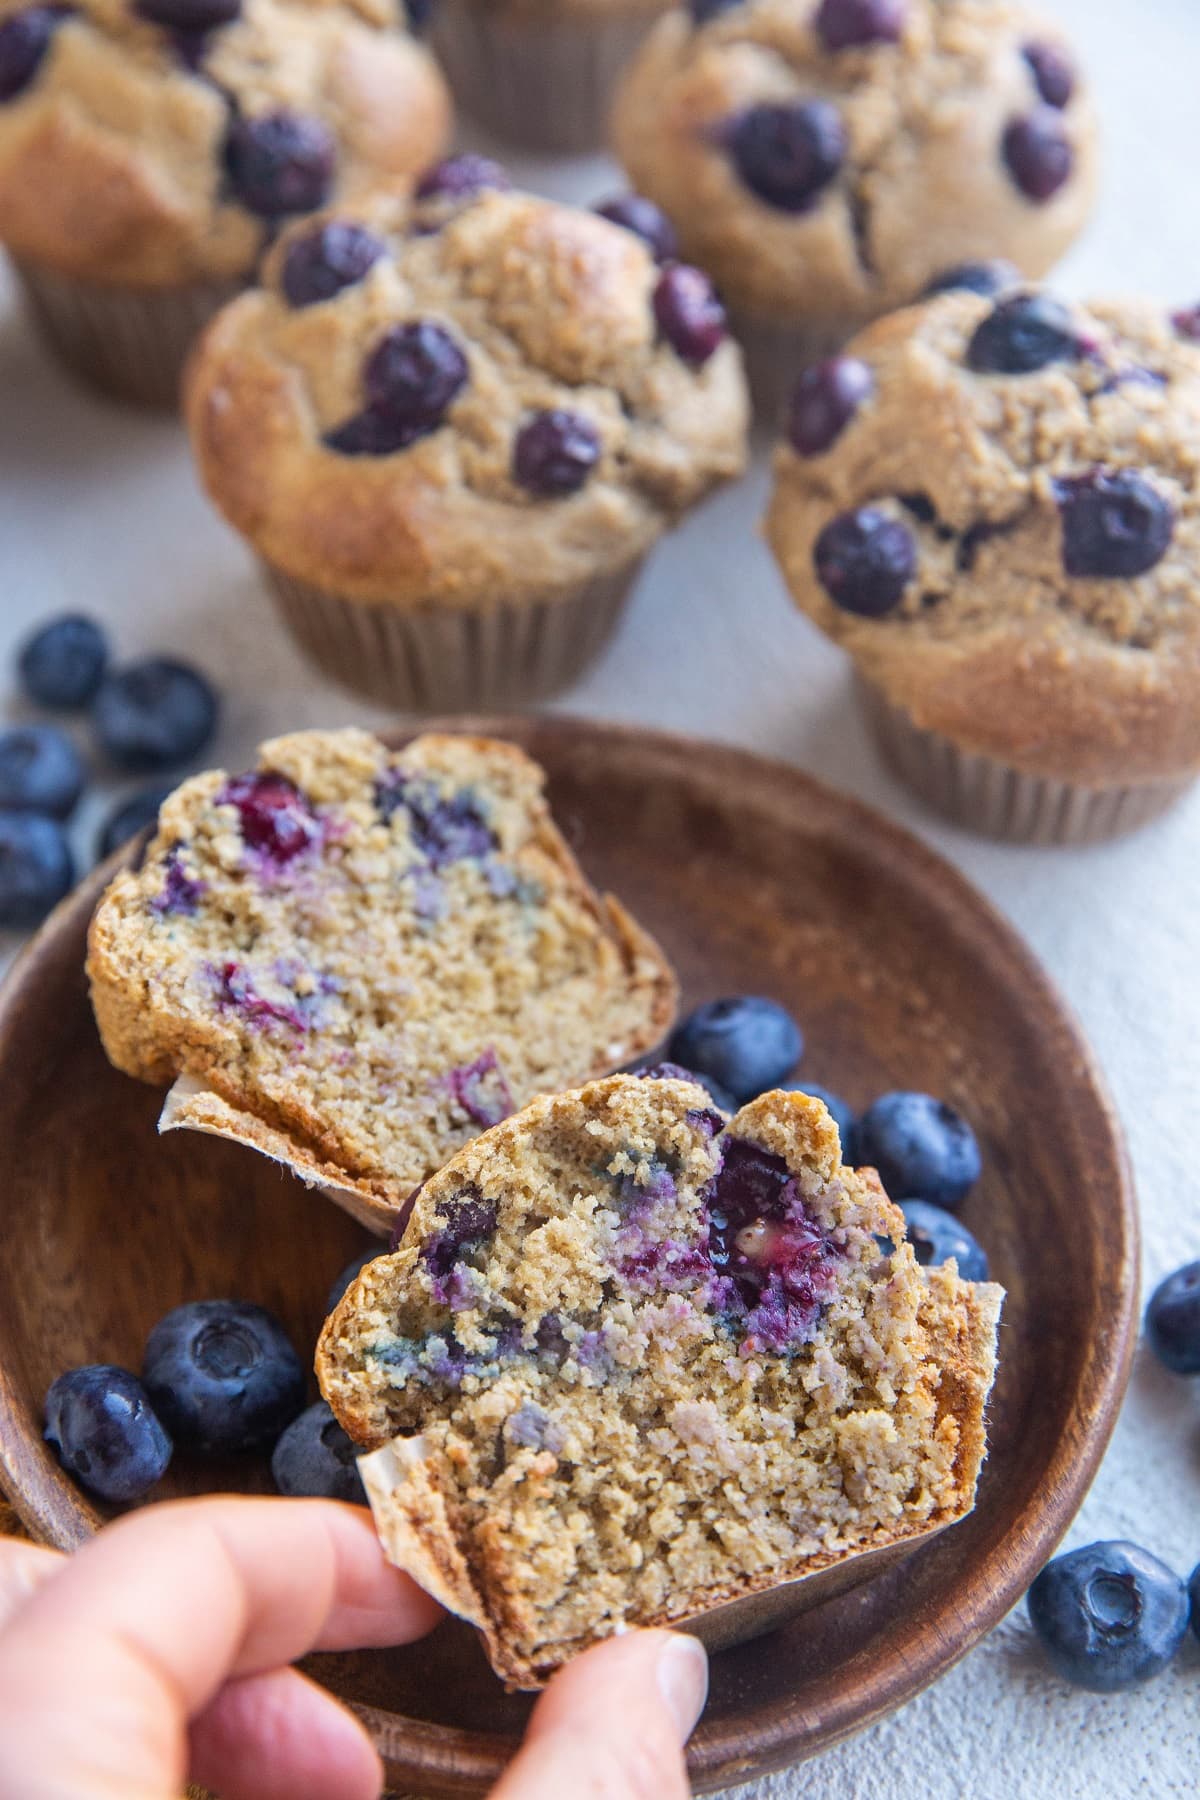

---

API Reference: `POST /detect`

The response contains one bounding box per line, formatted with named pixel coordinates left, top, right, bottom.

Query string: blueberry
left=414, top=153, right=510, bottom=201
left=788, top=356, right=874, bottom=456
left=272, top=1400, right=366, bottom=1502
left=789, top=1083, right=856, bottom=1148
left=594, top=194, right=679, bottom=263
left=95, top=784, right=171, bottom=861
left=324, top=322, right=470, bottom=456
left=1145, top=1261, right=1200, bottom=1374
left=1002, top=111, right=1073, bottom=203
left=728, top=100, right=845, bottom=213
left=815, top=0, right=906, bottom=53
left=1189, top=1563, right=1200, bottom=1643
left=92, top=658, right=218, bottom=772
left=0, top=811, right=73, bottom=925
left=44, top=1365, right=171, bottom=1502
left=136, top=0, right=239, bottom=26
left=513, top=409, right=601, bottom=498
left=281, top=221, right=386, bottom=308
left=813, top=507, right=916, bottom=616
left=142, top=1300, right=305, bottom=1454
left=404, top=0, right=430, bottom=29
left=690, top=0, right=740, bottom=20
left=1054, top=469, right=1174, bottom=579
left=921, top=259, right=1019, bottom=300
left=668, top=997, right=802, bottom=1105
left=855, top=1091, right=981, bottom=1208
left=1028, top=1542, right=1189, bottom=1691
left=630, top=1059, right=736, bottom=1113
left=327, top=1248, right=380, bottom=1316
left=966, top=292, right=1081, bottom=375
left=217, top=770, right=321, bottom=864
left=0, top=5, right=69, bottom=104
left=0, top=725, right=85, bottom=818
left=653, top=264, right=726, bottom=366
left=898, top=1200, right=988, bottom=1281
left=1023, top=40, right=1075, bottom=110
left=1172, top=304, right=1200, bottom=343
left=17, top=613, right=109, bottom=708
left=224, top=111, right=335, bottom=218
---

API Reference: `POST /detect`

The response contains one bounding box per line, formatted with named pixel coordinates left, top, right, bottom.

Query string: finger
left=0, top=1537, right=61, bottom=1634
left=491, top=1630, right=708, bottom=1800
left=189, top=1665, right=382, bottom=1800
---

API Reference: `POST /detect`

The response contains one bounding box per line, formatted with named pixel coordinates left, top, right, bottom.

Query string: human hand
left=0, top=1496, right=707, bottom=1800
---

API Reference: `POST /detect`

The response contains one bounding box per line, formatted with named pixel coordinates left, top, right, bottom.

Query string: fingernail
left=656, top=1633, right=709, bottom=1742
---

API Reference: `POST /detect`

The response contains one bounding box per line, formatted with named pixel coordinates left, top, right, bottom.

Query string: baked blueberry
left=788, top=1083, right=855, bottom=1149
left=415, top=153, right=510, bottom=200
left=1055, top=469, right=1174, bottom=579
left=1144, top=1260, right=1200, bottom=1374
left=0, top=724, right=85, bottom=818
left=513, top=410, right=601, bottom=498
left=898, top=1200, right=988, bottom=1281
left=728, top=100, right=846, bottom=212
left=349, top=320, right=470, bottom=450
left=1028, top=1542, right=1189, bottom=1691
left=966, top=292, right=1080, bottom=374
left=1172, top=304, right=1200, bottom=343
left=668, top=997, right=802, bottom=1105
left=217, top=770, right=321, bottom=865
left=815, top=0, right=906, bottom=53
left=653, top=264, right=726, bottom=365
left=17, top=612, right=109, bottom=709
left=135, top=0, right=239, bottom=27
left=224, top=111, right=335, bottom=218
left=813, top=508, right=916, bottom=616
left=594, top=194, right=679, bottom=263
left=788, top=356, right=874, bottom=456
left=1002, top=111, right=1073, bottom=203
left=323, top=407, right=414, bottom=456
left=855, top=1092, right=981, bottom=1208
left=44, top=1365, right=172, bottom=1502
left=0, top=811, right=73, bottom=925
left=142, top=1299, right=306, bottom=1454
left=0, top=5, right=69, bottom=104
left=93, top=658, right=218, bottom=771
left=1023, top=41, right=1075, bottom=110
left=327, top=1248, right=380, bottom=1316
left=272, top=1400, right=366, bottom=1502
left=281, top=221, right=386, bottom=308
left=922, top=260, right=1019, bottom=300
left=95, top=784, right=171, bottom=861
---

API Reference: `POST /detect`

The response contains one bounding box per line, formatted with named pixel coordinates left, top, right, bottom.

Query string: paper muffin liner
left=730, top=309, right=853, bottom=429
left=12, top=259, right=243, bottom=410
left=857, top=678, right=1194, bottom=845
left=431, top=0, right=662, bottom=153
left=262, top=559, right=642, bottom=712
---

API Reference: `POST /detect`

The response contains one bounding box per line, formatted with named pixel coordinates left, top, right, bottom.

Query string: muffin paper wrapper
left=858, top=678, right=1194, bottom=845
left=12, top=260, right=243, bottom=410
left=262, top=560, right=642, bottom=713
left=431, top=0, right=662, bottom=152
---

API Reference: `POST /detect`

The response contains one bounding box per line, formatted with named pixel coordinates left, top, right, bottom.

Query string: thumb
left=491, top=1629, right=707, bottom=1800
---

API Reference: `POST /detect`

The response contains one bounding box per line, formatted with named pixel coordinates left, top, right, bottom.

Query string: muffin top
left=185, top=165, right=749, bottom=606
left=0, top=0, right=450, bottom=287
left=765, top=290, right=1200, bottom=785
left=612, top=0, right=1096, bottom=333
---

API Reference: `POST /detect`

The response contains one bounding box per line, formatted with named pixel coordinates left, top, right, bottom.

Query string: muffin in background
left=613, top=0, right=1096, bottom=413
left=184, top=162, right=749, bottom=711
left=765, top=289, right=1200, bottom=844
left=0, top=0, right=451, bottom=407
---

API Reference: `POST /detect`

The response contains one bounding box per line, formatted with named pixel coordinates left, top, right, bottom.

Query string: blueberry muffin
left=0, top=0, right=451, bottom=406
left=86, top=729, right=677, bottom=1232
left=612, top=0, right=1096, bottom=408
left=319, top=1074, right=1002, bottom=1687
left=765, top=290, right=1200, bottom=842
left=184, top=165, right=748, bottom=709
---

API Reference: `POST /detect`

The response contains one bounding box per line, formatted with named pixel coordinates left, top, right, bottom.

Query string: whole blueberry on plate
left=898, top=1200, right=988, bottom=1281
left=1028, top=1542, right=1189, bottom=1691
left=143, top=1300, right=305, bottom=1454
left=855, top=1091, right=980, bottom=1207
left=272, top=1400, right=366, bottom=1502
left=787, top=1082, right=855, bottom=1148
left=327, top=1248, right=380, bottom=1316
left=93, top=658, right=218, bottom=772
left=95, top=784, right=172, bottom=862
left=1144, top=1260, right=1200, bottom=1373
left=668, top=996, right=802, bottom=1104
left=0, top=724, right=85, bottom=818
left=44, top=1365, right=172, bottom=1502
left=0, top=811, right=74, bottom=926
left=17, top=613, right=109, bottom=708
left=1189, top=1562, right=1200, bottom=1643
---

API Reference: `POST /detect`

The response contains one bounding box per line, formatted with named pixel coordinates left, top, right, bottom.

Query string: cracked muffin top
left=0, top=0, right=450, bottom=287
left=612, top=0, right=1096, bottom=337
left=765, top=290, right=1200, bottom=786
left=184, top=169, right=749, bottom=606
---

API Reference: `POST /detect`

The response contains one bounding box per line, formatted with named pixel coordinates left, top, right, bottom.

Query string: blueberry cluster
left=0, top=614, right=218, bottom=928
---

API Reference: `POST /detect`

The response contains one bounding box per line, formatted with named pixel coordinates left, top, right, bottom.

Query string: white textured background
left=1, top=0, right=1198, bottom=1791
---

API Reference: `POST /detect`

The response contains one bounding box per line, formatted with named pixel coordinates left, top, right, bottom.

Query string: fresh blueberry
left=966, top=292, right=1081, bottom=375
left=217, top=770, right=321, bottom=864
left=135, top=0, right=239, bottom=27
left=653, top=264, right=726, bottom=365
left=414, top=153, right=510, bottom=200
left=1023, top=40, right=1075, bottom=110
left=690, top=0, right=740, bottom=20
left=1189, top=1563, right=1200, bottom=1643
left=0, top=725, right=85, bottom=818
left=669, top=997, right=802, bottom=1105
left=921, top=260, right=1019, bottom=300
left=788, top=1082, right=856, bottom=1148
left=513, top=410, right=601, bottom=498
left=594, top=194, right=679, bottom=263
left=630, top=1058, right=737, bottom=1113
left=271, top=1400, right=366, bottom=1502
left=0, top=5, right=69, bottom=104
left=1028, top=1542, right=1189, bottom=1691
left=17, top=613, right=109, bottom=708
left=142, top=1300, right=305, bottom=1454
left=1002, top=111, right=1073, bottom=203
left=1054, top=469, right=1174, bottom=579
left=813, top=507, right=916, bottom=616
left=815, top=0, right=906, bottom=53
left=95, top=784, right=171, bottom=861
left=224, top=111, right=335, bottom=218
left=327, top=1248, right=380, bottom=1316
left=1144, top=1261, right=1200, bottom=1374
left=898, top=1200, right=988, bottom=1281
left=281, top=221, right=386, bottom=307
left=855, top=1091, right=981, bottom=1208
left=728, top=100, right=845, bottom=212
left=0, top=811, right=73, bottom=925
left=92, top=658, right=218, bottom=772
left=44, top=1365, right=171, bottom=1502
left=788, top=356, right=874, bottom=456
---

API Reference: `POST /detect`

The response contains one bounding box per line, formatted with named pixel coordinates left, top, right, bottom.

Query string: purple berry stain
left=448, top=1047, right=513, bottom=1128
left=150, top=845, right=206, bottom=917
left=214, top=962, right=315, bottom=1033
left=421, top=1190, right=499, bottom=1304
left=376, top=774, right=496, bottom=867
left=705, top=1138, right=842, bottom=1354
left=218, top=771, right=322, bottom=868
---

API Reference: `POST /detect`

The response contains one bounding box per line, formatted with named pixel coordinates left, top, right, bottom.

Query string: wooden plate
left=0, top=716, right=1137, bottom=1795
